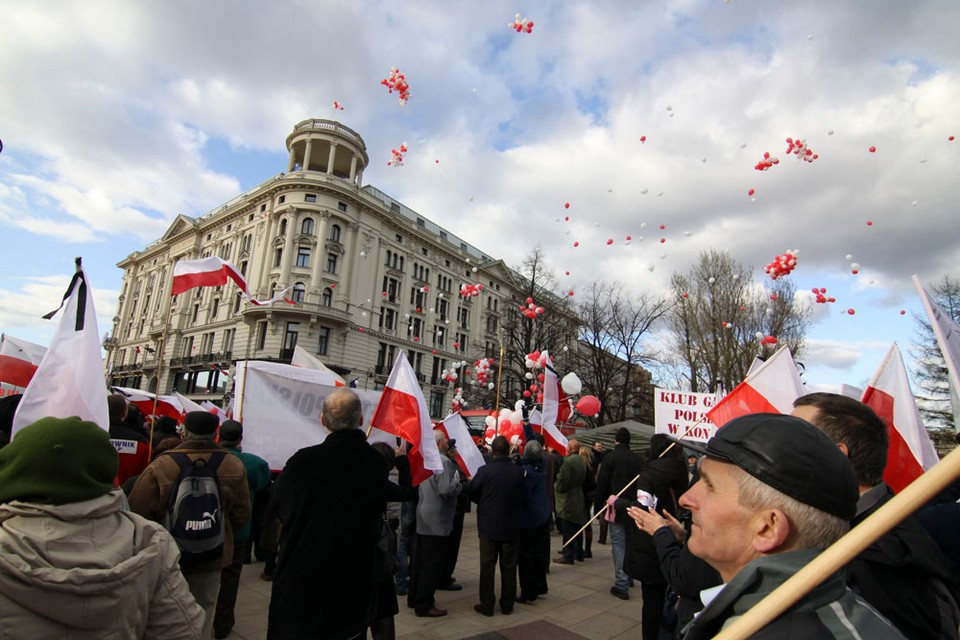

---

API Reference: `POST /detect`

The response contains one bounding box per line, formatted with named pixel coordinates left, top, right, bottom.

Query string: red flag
left=112, top=386, right=184, bottom=421
left=172, top=257, right=288, bottom=306
left=0, top=334, right=46, bottom=388
left=861, top=343, right=939, bottom=492
left=370, top=352, right=444, bottom=485
left=707, top=346, right=806, bottom=427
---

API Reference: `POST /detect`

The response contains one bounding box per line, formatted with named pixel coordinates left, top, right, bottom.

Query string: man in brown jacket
left=130, top=411, right=250, bottom=640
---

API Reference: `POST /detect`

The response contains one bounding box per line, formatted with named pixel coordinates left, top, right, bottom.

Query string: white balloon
left=525, top=372, right=534, bottom=380
left=514, top=400, right=525, bottom=412
left=487, top=382, right=494, bottom=390
left=845, top=254, right=854, bottom=261
left=561, top=372, right=582, bottom=395
left=485, top=415, right=496, bottom=429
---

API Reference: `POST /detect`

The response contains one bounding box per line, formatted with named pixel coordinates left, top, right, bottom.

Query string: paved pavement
left=229, top=512, right=646, bottom=639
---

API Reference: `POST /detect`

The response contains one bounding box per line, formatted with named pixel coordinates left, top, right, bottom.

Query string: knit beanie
left=0, top=416, right=119, bottom=505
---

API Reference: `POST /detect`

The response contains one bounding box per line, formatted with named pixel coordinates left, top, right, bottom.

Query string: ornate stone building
left=106, top=119, right=567, bottom=417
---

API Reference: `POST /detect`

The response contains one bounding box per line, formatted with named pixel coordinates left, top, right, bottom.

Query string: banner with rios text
left=235, top=360, right=395, bottom=470
left=653, top=387, right=720, bottom=444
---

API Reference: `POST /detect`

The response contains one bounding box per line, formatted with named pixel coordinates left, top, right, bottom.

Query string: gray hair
left=321, top=389, right=364, bottom=432
left=524, top=440, right=543, bottom=460
left=182, top=431, right=217, bottom=443
left=734, top=466, right=849, bottom=550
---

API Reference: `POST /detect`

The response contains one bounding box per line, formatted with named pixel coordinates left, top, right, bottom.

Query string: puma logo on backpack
left=165, top=452, right=226, bottom=566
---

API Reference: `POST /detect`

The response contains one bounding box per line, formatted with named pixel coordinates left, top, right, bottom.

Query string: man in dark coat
left=794, top=393, right=960, bottom=640
left=594, top=427, right=643, bottom=599
left=267, top=389, right=388, bottom=640
left=469, top=435, right=524, bottom=616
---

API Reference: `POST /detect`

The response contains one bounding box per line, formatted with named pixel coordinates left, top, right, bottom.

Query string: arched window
left=321, top=287, right=333, bottom=307
left=292, top=283, right=306, bottom=303
left=279, top=219, right=288, bottom=236
left=301, top=218, right=315, bottom=235
left=330, top=224, right=341, bottom=242
left=270, top=282, right=279, bottom=297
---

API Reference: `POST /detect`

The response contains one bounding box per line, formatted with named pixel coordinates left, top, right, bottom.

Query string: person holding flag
left=793, top=393, right=960, bottom=640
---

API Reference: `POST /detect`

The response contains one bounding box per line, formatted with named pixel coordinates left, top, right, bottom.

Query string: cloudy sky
left=0, top=0, right=957, bottom=392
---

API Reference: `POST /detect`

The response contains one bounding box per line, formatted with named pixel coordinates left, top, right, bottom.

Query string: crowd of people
left=0, top=387, right=958, bottom=639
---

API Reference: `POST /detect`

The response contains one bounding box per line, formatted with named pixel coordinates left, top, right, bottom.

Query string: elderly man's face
left=678, top=458, right=761, bottom=582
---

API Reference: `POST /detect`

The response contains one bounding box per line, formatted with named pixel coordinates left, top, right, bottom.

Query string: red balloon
left=564, top=202, right=570, bottom=209
left=576, top=395, right=601, bottom=417
left=869, top=146, right=877, bottom=153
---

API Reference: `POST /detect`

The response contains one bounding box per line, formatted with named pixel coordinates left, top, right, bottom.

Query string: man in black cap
left=130, top=411, right=251, bottom=640
left=793, top=393, right=960, bottom=640
left=674, top=413, right=905, bottom=639
left=213, top=419, right=271, bottom=640
left=595, top=426, right=644, bottom=599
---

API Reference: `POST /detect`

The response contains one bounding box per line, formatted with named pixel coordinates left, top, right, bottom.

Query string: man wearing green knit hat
left=0, top=416, right=204, bottom=638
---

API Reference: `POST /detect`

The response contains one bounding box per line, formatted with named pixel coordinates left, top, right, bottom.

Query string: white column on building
left=303, top=138, right=313, bottom=172
left=256, top=210, right=278, bottom=298
left=340, top=222, right=359, bottom=301
left=287, top=146, right=297, bottom=172
left=326, top=142, right=338, bottom=175
left=278, top=209, right=298, bottom=288
left=310, top=213, right=330, bottom=291
left=349, top=155, right=358, bottom=183
left=356, top=168, right=363, bottom=188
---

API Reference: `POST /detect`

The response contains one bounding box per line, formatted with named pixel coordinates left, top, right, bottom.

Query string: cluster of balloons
left=387, top=143, right=408, bottom=167
left=763, top=249, right=799, bottom=280
left=756, top=333, right=779, bottom=346
left=332, top=101, right=345, bottom=111
left=381, top=67, right=411, bottom=105
left=474, top=357, right=494, bottom=386
left=785, top=137, right=818, bottom=163
left=524, top=350, right=548, bottom=370
left=484, top=405, right=526, bottom=446
left=450, top=387, right=465, bottom=413
left=520, top=297, right=545, bottom=320
left=509, top=13, right=534, bottom=33
left=811, top=287, right=836, bottom=304
left=754, top=151, right=780, bottom=171
left=441, top=360, right=467, bottom=384
left=459, top=283, right=484, bottom=297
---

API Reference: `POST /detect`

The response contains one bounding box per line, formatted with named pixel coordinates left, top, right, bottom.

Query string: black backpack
left=165, top=452, right=227, bottom=566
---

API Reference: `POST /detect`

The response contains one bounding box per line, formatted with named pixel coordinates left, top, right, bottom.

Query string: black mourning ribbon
left=42, top=257, right=86, bottom=331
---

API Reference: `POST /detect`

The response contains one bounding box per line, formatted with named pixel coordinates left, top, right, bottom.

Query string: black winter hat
left=615, top=427, right=631, bottom=444
left=680, top=413, right=858, bottom=520
left=219, top=419, right=243, bottom=442
left=184, top=411, right=219, bottom=435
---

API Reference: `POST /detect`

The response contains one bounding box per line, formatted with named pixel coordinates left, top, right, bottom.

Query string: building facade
left=106, top=119, right=567, bottom=417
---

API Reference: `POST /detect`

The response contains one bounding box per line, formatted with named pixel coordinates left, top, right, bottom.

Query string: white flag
left=12, top=260, right=108, bottom=434
left=913, top=274, right=960, bottom=429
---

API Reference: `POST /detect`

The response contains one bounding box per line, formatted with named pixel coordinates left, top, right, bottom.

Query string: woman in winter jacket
left=0, top=416, right=203, bottom=640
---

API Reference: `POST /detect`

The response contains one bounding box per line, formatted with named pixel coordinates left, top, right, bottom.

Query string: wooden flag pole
left=714, top=445, right=960, bottom=640
left=561, top=417, right=707, bottom=549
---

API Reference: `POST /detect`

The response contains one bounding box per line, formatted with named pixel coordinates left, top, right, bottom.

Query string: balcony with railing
left=242, top=300, right=352, bottom=325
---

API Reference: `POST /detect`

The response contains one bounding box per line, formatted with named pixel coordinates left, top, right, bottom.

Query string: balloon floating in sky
left=868, top=146, right=877, bottom=153
left=748, top=188, right=756, bottom=196
left=811, top=287, right=836, bottom=304
left=785, top=137, right=818, bottom=163
left=381, top=67, right=411, bottom=105
left=755, top=152, right=780, bottom=171
left=332, top=101, right=345, bottom=111
left=519, top=297, right=546, bottom=320
left=763, top=249, right=799, bottom=280
left=847, top=308, right=856, bottom=315
left=639, top=135, right=647, bottom=143
left=509, top=13, right=534, bottom=33
left=386, top=143, right=408, bottom=167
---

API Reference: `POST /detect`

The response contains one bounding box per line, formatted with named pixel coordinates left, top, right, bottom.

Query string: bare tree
left=668, top=249, right=809, bottom=393
left=912, top=275, right=960, bottom=432
left=572, top=282, right=672, bottom=425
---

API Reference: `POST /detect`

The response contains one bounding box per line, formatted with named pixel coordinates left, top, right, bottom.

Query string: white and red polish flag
left=291, top=345, right=347, bottom=386
left=370, top=351, right=444, bottom=486
left=861, top=343, right=939, bottom=493
left=438, top=412, right=486, bottom=479
left=12, top=259, right=109, bottom=435
left=0, top=334, right=46, bottom=389
left=707, top=346, right=806, bottom=427
left=539, top=351, right=569, bottom=455
left=172, top=257, right=288, bottom=305
left=111, top=386, right=184, bottom=421
left=173, top=391, right=207, bottom=415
